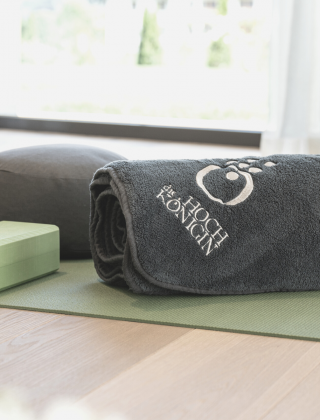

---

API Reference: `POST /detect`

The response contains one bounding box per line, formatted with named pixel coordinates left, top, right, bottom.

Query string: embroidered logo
left=196, top=159, right=276, bottom=206
left=155, top=159, right=277, bottom=255
left=156, top=185, right=228, bottom=256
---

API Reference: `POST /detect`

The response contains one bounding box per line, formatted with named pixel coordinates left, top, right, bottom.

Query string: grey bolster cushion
left=89, top=155, right=320, bottom=295
left=0, top=144, right=126, bottom=259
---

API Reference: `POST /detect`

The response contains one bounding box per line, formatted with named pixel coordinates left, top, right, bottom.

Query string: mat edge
left=0, top=304, right=318, bottom=343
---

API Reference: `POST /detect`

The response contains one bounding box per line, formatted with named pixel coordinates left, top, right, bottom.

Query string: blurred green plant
left=217, top=0, right=228, bottom=15
left=207, top=36, right=230, bottom=67
left=21, top=10, right=54, bottom=43
left=137, top=9, right=162, bottom=65
left=21, top=0, right=105, bottom=65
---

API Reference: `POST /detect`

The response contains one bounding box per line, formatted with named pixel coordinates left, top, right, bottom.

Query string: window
left=13, top=0, right=272, bottom=132
left=157, top=0, right=168, bottom=9
left=203, top=1, right=217, bottom=9
left=240, top=0, right=254, bottom=7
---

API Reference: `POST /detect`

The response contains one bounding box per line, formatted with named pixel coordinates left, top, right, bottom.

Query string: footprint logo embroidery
left=196, top=159, right=276, bottom=206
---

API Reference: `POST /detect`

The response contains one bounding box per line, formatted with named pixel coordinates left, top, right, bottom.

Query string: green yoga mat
left=0, top=259, right=320, bottom=341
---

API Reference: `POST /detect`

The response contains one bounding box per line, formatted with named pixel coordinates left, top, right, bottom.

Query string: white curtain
left=260, top=0, right=320, bottom=155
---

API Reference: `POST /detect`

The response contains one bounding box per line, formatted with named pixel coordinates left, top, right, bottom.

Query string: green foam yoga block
left=0, top=221, right=59, bottom=292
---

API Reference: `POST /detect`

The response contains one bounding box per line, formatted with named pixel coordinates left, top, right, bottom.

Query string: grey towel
left=89, top=155, right=320, bottom=295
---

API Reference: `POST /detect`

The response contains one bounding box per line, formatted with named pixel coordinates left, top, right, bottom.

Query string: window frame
left=0, top=116, right=261, bottom=147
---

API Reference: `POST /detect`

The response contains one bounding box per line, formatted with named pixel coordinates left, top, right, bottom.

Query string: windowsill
left=0, top=115, right=261, bottom=148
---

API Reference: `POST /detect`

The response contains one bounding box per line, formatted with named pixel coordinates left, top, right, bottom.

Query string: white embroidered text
left=156, top=185, right=229, bottom=256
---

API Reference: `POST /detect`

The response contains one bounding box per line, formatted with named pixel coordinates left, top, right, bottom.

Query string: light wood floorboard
left=2, top=308, right=320, bottom=419
left=262, top=361, right=320, bottom=420
left=0, top=309, right=189, bottom=411
left=78, top=329, right=320, bottom=420
left=236, top=342, right=320, bottom=420
left=0, top=308, right=60, bottom=344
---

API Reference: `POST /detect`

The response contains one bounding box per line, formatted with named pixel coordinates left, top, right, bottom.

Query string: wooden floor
left=1, top=308, right=320, bottom=420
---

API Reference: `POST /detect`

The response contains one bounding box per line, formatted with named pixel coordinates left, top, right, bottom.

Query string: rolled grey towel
left=89, top=155, right=320, bottom=295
